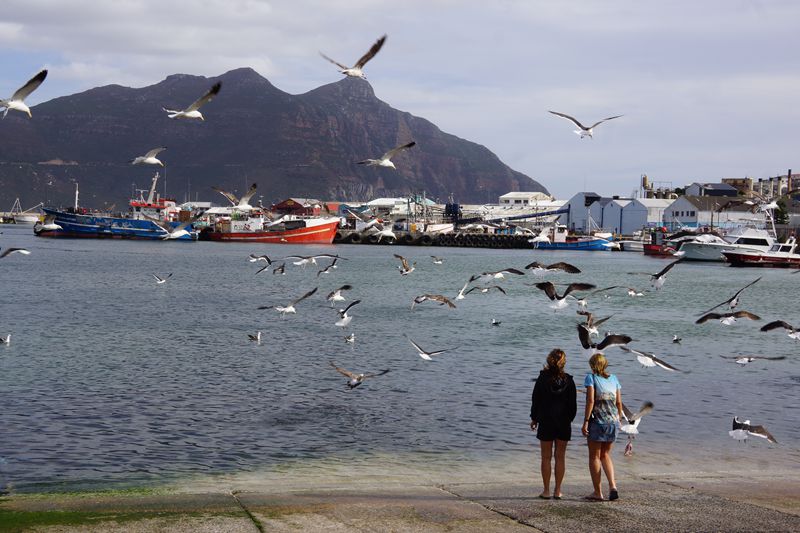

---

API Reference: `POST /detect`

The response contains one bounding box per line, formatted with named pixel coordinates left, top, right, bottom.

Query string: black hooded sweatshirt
left=530, top=370, right=577, bottom=425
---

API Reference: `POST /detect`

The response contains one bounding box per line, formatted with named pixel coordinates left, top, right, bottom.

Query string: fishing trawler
left=34, top=173, right=198, bottom=240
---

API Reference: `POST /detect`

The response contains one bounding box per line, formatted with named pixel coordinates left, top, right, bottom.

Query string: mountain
left=0, top=67, right=547, bottom=208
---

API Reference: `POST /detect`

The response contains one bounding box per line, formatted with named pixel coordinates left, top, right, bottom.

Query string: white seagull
left=760, top=320, right=800, bottom=340
left=431, top=256, right=444, bottom=265
left=695, top=310, right=760, bottom=326
left=700, top=277, right=761, bottom=315
left=320, top=34, right=387, bottom=80
left=577, top=324, right=631, bottom=358
left=0, top=248, right=31, bottom=259
left=152, top=273, right=172, bottom=284
left=548, top=110, right=623, bottom=139
left=327, top=285, right=353, bottom=305
left=469, top=268, right=525, bottom=284
left=620, top=346, right=682, bottom=372
left=0, top=334, right=10, bottom=346
left=212, top=183, right=258, bottom=211
left=620, top=401, right=654, bottom=456
left=1, top=69, right=47, bottom=119
left=330, top=361, right=390, bottom=389
left=258, top=287, right=318, bottom=317
left=358, top=141, right=416, bottom=169
left=650, top=258, right=683, bottom=290
left=162, top=81, right=221, bottom=120
left=144, top=215, right=199, bottom=240
left=394, top=254, right=416, bottom=275
left=248, top=331, right=262, bottom=344
left=344, top=333, right=356, bottom=344
left=37, top=215, right=62, bottom=231
left=577, top=310, right=614, bottom=337
left=455, top=280, right=472, bottom=301
left=408, top=338, right=454, bottom=361
left=248, top=254, right=272, bottom=263
left=465, top=285, right=507, bottom=296
left=535, top=282, right=596, bottom=310
left=335, top=299, right=362, bottom=328
left=719, top=355, right=786, bottom=366
left=729, top=417, right=777, bottom=444
left=317, top=258, right=339, bottom=277
left=130, top=147, right=166, bottom=166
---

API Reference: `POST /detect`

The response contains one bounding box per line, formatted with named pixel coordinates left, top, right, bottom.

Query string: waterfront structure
left=684, top=182, right=739, bottom=197
left=664, top=196, right=760, bottom=230
left=624, top=198, right=672, bottom=234
left=559, top=192, right=602, bottom=233
left=498, top=191, right=552, bottom=205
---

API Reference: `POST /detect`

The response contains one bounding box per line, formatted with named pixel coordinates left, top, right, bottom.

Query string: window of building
left=690, top=211, right=695, bottom=217
left=514, top=199, right=522, bottom=204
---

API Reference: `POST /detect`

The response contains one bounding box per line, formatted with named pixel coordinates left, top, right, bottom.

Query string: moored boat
left=528, top=223, right=615, bottom=251
left=201, top=214, right=340, bottom=244
left=722, top=237, right=800, bottom=268
left=678, top=227, right=775, bottom=262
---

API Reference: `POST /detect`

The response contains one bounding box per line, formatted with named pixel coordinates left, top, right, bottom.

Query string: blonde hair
left=589, top=353, right=610, bottom=378
left=544, top=349, right=567, bottom=379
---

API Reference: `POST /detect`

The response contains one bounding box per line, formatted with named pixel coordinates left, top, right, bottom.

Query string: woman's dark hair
left=543, top=348, right=567, bottom=379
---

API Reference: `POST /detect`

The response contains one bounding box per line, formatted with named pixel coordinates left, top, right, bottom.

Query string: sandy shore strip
left=1, top=465, right=798, bottom=532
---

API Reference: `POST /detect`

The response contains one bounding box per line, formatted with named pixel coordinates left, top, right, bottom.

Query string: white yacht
left=677, top=227, right=775, bottom=262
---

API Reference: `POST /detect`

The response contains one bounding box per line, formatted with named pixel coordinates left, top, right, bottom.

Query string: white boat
left=678, top=227, right=775, bottom=262
left=13, top=214, right=40, bottom=224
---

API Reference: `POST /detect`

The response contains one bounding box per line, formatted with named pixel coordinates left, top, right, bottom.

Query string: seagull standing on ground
left=162, top=81, right=221, bottom=120
left=1, top=69, right=47, bottom=118
left=358, top=141, right=416, bottom=169
left=548, top=110, right=623, bottom=139
left=130, top=147, right=166, bottom=166
left=330, top=362, right=390, bottom=389
left=320, top=34, right=387, bottom=79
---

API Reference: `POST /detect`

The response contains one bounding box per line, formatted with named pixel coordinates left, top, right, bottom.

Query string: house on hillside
left=665, top=196, right=760, bottom=230
left=684, top=182, right=739, bottom=197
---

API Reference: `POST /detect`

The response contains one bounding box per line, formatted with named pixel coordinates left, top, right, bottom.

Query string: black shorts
left=537, top=422, right=571, bottom=442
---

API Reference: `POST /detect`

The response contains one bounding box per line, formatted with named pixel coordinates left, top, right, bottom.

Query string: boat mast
left=146, top=172, right=160, bottom=204
left=74, top=182, right=79, bottom=210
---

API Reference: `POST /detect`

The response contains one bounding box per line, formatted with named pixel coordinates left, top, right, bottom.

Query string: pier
left=334, top=229, right=534, bottom=249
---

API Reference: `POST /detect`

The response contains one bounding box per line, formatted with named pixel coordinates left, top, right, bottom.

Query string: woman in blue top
left=581, top=353, right=622, bottom=501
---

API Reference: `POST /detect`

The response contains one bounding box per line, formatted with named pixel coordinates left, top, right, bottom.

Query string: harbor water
left=0, top=225, right=798, bottom=492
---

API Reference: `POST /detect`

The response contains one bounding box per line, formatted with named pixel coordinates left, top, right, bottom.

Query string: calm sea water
left=0, top=225, right=798, bottom=492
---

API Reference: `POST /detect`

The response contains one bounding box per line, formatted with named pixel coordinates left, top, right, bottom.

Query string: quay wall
left=333, top=229, right=533, bottom=249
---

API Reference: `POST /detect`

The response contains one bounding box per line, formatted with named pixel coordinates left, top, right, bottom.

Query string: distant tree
left=775, top=199, right=789, bottom=225
left=673, top=187, right=686, bottom=196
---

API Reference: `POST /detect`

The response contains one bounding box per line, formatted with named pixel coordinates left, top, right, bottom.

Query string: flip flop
left=583, top=494, right=604, bottom=502
left=553, top=495, right=563, bottom=500
left=609, top=489, right=619, bottom=501
left=538, top=494, right=551, bottom=500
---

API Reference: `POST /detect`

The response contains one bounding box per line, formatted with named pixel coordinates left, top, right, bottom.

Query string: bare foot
left=538, top=492, right=551, bottom=499
left=583, top=493, right=604, bottom=501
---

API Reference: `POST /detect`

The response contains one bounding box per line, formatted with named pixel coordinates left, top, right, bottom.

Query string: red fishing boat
left=201, top=213, right=340, bottom=244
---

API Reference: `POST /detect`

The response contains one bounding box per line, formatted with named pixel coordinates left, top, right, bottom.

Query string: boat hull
left=531, top=238, right=613, bottom=251
left=204, top=220, right=339, bottom=244
left=722, top=251, right=800, bottom=268
left=35, top=208, right=197, bottom=240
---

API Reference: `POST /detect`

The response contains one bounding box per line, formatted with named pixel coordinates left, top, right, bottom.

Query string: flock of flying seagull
left=1, top=35, right=791, bottom=449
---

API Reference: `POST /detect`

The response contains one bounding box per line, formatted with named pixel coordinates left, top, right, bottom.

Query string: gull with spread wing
left=1, top=69, right=47, bottom=118
left=330, top=361, right=390, bottom=389
left=258, top=287, right=318, bottom=317
left=548, top=110, right=623, bottom=139
left=130, top=147, right=166, bottom=166
left=320, top=34, right=387, bottom=79
left=620, top=346, right=682, bottom=372
left=162, top=81, right=221, bottom=120
left=358, top=141, right=416, bottom=170
left=212, top=183, right=258, bottom=211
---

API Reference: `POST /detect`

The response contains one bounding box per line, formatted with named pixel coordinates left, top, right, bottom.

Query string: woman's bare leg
left=539, top=440, right=553, bottom=497
left=600, top=442, right=617, bottom=491
left=587, top=440, right=603, bottom=498
left=554, top=439, right=568, bottom=497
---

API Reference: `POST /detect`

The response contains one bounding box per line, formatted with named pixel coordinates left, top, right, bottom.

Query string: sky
left=1, top=0, right=798, bottom=200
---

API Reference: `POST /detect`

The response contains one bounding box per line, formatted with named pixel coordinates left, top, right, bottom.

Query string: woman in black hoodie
left=530, top=348, right=577, bottom=499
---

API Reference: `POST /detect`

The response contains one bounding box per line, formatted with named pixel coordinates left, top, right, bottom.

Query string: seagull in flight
left=344, top=333, right=356, bottom=345
left=695, top=310, right=760, bottom=326
left=535, top=282, right=596, bottom=310
left=335, top=299, right=361, bottom=328
left=411, top=294, right=457, bottom=310
left=248, top=254, right=272, bottom=264
left=491, top=319, right=502, bottom=326
left=258, top=287, right=318, bottom=317
left=408, top=338, right=455, bottom=361
left=358, top=141, right=416, bottom=170
left=469, top=268, right=525, bottom=284
left=0, top=248, right=31, bottom=259
left=212, top=183, right=258, bottom=211
left=162, top=81, right=221, bottom=120
left=465, top=285, right=507, bottom=296
left=672, top=335, right=682, bottom=344
left=330, top=361, right=390, bottom=389
left=455, top=280, right=472, bottom=301
left=248, top=331, right=262, bottom=344
left=577, top=325, right=631, bottom=358
left=152, top=273, right=172, bottom=284
left=1, top=69, right=47, bottom=118
left=620, top=401, right=654, bottom=455
left=548, top=110, right=623, bottom=139
left=317, top=257, right=339, bottom=277
left=143, top=214, right=199, bottom=240
left=327, top=285, right=353, bottom=305
left=272, top=262, right=286, bottom=275
left=577, top=310, right=613, bottom=337
left=719, top=355, right=786, bottom=366
left=130, top=147, right=166, bottom=166
left=524, top=261, right=581, bottom=275
left=431, top=256, right=444, bottom=265
left=320, top=34, right=387, bottom=80
left=699, top=277, right=761, bottom=315
left=760, top=320, right=800, bottom=340
left=620, top=346, right=682, bottom=372
left=650, top=258, right=683, bottom=290
left=729, top=417, right=777, bottom=443
left=394, top=254, right=416, bottom=275
left=0, top=334, right=11, bottom=346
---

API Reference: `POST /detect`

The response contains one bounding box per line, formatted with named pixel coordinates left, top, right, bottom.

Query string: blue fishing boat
left=528, top=223, right=615, bottom=251
left=34, top=173, right=198, bottom=241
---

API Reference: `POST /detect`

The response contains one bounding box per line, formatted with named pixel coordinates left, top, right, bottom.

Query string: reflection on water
left=0, top=225, right=798, bottom=492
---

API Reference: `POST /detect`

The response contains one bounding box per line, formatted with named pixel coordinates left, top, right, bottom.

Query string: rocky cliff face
left=0, top=68, right=546, bottom=207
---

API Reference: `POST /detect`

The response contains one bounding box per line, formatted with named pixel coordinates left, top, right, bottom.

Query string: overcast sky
left=1, top=0, right=798, bottom=199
